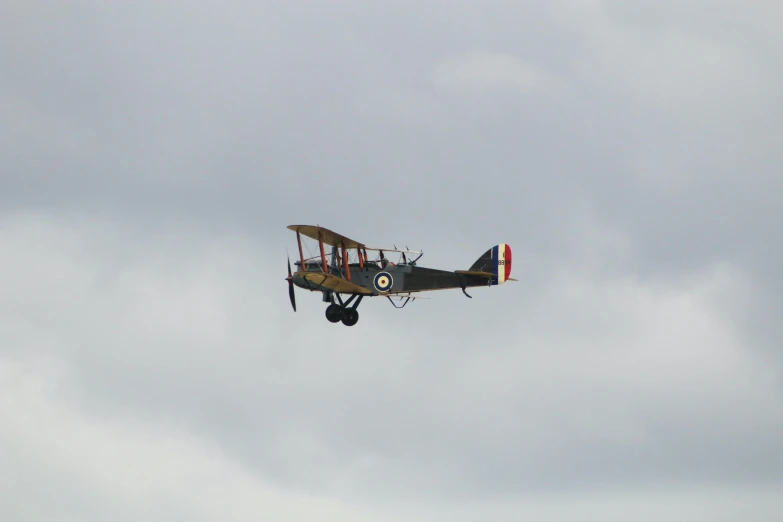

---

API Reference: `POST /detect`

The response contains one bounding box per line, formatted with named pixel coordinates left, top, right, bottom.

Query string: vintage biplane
left=285, top=225, right=515, bottom=326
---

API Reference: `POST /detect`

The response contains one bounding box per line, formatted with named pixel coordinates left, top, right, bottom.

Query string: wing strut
left=318, top=230, right=328, bottom=273
left=341, top=241, right=351, bottom=281
left=296, top=231, right=305, bottom=269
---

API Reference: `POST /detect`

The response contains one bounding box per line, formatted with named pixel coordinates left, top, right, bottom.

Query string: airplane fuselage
left=292, top=261, right=491, bottom=296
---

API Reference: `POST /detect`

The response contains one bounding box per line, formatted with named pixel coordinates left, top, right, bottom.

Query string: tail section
left=468, top=244, right=513, bottom=285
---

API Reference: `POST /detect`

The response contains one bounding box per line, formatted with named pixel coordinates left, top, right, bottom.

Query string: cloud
left=1, top=211, right=781, bottom=521
left=4, top=352, right=781, bottom=522
left=1, top=1, right=782, bottom=519
left=432, top=51, right=566, bottom=95
left=551, top=0, right=779, bottom=122
left=0, top=356, right=424, bottom=522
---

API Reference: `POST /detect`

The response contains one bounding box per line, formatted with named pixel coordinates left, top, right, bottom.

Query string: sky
left=1, top=1, right=782, bottom=520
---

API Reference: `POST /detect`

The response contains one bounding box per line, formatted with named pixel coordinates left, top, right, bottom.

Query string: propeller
left=285, top=254, right=297, bottom=312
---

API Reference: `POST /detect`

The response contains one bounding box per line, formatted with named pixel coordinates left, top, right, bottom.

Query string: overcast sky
left=1, top=1, right=782, bottom=521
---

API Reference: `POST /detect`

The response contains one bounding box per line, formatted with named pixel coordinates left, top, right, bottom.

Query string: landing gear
left=325, top=294, right=363, bottom=326
left=325, top=304, right=343, bottom=323
left=341, top=308, right=359, bottom=326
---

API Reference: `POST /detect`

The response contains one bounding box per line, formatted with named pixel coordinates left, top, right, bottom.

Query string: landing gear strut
left=325, top=294, right=363, bottom=326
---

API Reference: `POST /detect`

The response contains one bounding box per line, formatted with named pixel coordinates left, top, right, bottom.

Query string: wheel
left=341, top=308, right=359, bottom=326
left=325, top=304, right=343, bottom=323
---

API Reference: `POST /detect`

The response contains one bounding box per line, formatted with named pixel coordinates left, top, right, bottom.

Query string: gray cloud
left=2, top=212, right=781, bottom=519
left=1, top=1, right=782, bottom=520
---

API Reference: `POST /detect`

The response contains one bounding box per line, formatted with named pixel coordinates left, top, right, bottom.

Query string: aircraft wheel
left=341, top=308, right=359, bottom=327
left=325, top=304, right=343, bottom=323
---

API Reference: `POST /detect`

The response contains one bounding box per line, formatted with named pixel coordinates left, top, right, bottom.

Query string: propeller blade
left=286, top=254, right=296, bottom=312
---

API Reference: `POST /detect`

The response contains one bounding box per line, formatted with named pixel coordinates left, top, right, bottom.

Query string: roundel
left=373, top=271, right=393, bottom=292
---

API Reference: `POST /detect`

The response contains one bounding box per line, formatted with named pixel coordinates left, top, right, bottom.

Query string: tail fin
left=468, top=244, right=512, bottom=285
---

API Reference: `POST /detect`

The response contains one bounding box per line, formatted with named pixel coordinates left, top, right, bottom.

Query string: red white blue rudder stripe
left=491, top=244, right=512, bottom=285
left=468, top=244, right=513, bottom=285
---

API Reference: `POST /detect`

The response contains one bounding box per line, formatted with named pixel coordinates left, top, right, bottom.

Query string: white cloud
left=0, top=356, right=423, bottom=522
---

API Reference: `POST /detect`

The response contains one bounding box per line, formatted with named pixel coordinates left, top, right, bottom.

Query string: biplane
left=285, top=225, right=515, bottom=326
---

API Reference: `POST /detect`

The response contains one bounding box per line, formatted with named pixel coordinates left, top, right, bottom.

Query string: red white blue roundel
left=373, top=271, right=393, bottom=292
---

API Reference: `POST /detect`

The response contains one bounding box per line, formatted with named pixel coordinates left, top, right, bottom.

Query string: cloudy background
left=2, top=1, right=782, bottom=520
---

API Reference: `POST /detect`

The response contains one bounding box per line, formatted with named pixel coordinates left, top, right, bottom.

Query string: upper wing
left=364, top=246, right=423, bottom=255
left=295, top=271, right=374, bottom=295
left=287, top=225, right=365, bottom=249
left=287, top=225, right=422, bottom=255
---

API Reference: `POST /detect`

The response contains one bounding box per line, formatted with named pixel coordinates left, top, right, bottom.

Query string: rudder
left=468, top=244, right=512, bottom=285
